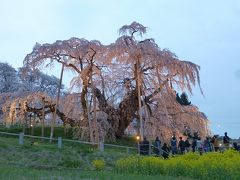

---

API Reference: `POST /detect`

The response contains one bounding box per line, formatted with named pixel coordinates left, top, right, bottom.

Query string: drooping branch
left=25, top=99, right=76, bottom=127
left=56, top=109, right=76, bottom=127
left=145, top=74, right=176, bottom=102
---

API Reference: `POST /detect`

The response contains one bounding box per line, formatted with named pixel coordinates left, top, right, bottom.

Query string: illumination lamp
left=136, top=135, right=140, bottom=141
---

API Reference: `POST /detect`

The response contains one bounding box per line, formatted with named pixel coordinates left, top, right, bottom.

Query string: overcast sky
left=0, top=0, right=240, bottom=138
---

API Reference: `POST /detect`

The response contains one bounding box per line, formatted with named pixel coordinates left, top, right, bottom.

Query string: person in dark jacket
left=178, top=137, right=185, bottom=154
left=192, top=138, right=197, bottom=153
left=162, top=143, right=170, bottom=159
left=153, top=136, right=161, bottom=155
left=140, top=137, right=150, bottom=155
left=223, top=132, right=231, bottom=149
left=233, top=142, right=239, bottom=151
left=203, top=137, right=212, bottom=152
left=170, top=135, right=177, bottom=155
left=184, top=138, right=191, bottom=152
left=192, top=132, right=198, bottom=153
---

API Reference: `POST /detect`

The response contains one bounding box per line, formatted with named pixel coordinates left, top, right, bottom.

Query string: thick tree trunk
left=80, top=86, right=88, bottom=127
left=116, top=90, right=139, bottom=138
left=79, top=85, right=94, bottom=140
left=94, top=87, right=139, bottom=139
left=93, top=87, right=119, bottom=138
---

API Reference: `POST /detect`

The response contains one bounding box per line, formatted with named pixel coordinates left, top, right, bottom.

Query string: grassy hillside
left=1, top=126, right=240, bottom=179
left=0, top=135, right=186, bottom=180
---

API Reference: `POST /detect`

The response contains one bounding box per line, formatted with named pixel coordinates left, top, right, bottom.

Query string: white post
left=126, top=147, right=130, bottom=154
left=99, top=141, right=104, bottom=152
left=58, top=137, right=62, bottom=149
left=19, top=132, right=24, bottom=145
left=149, top=143, right=151, bottom=155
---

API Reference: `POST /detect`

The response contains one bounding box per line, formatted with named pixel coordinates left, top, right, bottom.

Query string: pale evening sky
left=0, top=0, right=240, bottom=138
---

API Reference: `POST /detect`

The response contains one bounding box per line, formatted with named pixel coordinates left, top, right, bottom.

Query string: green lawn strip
left=0, top=135, right=192, bottom=180
left=0, top=136, right=128, bottom=170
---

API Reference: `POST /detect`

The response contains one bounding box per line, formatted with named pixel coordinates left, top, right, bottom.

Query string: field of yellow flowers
left=115, top=150, right=240, bottom=179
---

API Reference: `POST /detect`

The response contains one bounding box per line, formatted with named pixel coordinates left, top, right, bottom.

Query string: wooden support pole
left=50, top=63, right=64, bottom=142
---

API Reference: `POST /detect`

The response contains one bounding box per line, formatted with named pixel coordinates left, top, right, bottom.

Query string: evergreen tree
left=176, top=92, right=191, bottom=106
left=181, top=92, right=191, bottom=105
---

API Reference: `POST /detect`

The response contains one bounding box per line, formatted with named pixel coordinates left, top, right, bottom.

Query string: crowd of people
left=139, top=132, right=240, bottom=159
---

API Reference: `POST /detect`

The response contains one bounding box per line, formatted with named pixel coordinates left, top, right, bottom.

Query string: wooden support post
left=23, top=112, right=27, bottom=134
left=138, top=142, right=140, bottom=154
left=136, top=59, right=144, bottom=141
left=41, top=97, right=45, bottom=140
left=50, top=63, right=64, bottom=142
